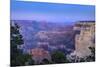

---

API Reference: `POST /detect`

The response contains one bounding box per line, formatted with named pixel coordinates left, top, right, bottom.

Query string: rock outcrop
left=74, top=21, right=95, bottom=58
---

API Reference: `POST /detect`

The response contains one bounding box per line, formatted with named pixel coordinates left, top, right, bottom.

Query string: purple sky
left=11, top=0, right=95, bottom=23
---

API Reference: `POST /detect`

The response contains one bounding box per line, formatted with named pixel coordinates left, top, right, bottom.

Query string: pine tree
left=10, top=23, right=32, bottom=66
left=51, top=51, right=70, bottom=63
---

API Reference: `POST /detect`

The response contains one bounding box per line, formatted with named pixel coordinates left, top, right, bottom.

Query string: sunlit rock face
left=29, top=48, right=51, bottom=64
left=74, top=21, right=95, bottom=58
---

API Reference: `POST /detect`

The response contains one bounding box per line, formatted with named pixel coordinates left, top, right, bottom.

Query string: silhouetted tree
left=51, top=51, right=70, bottom=63
left=26, top=59, right=35, bottom=65
left=85, top=47, right=95, bottom=62
left=11, top=23, right=32, bottom=66
left=40, top=59, right=52, bottom=64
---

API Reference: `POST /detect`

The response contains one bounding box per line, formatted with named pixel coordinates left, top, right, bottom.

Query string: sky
left=11, top=0, right=95, bottom=23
